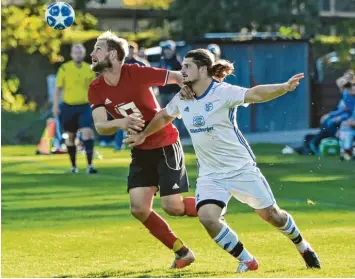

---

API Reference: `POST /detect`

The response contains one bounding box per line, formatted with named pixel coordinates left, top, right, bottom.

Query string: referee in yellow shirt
left=53, top=44, right=98, bottom=174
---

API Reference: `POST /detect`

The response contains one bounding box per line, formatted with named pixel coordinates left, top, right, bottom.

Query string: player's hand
left=179, top=85, right=195, bottom=100
left=52, top=105, right=60, bottom=117
left=284, top=73, right=304, bottom=91
left=122, top=115, right=145, bottom=134
left=123, top=133, right=146, bottom=147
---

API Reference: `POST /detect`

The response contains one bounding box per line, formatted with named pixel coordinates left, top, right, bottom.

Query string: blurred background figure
left=53, top=44, right=98, bottom=174
left=157, top=40, right=188, bottom=138
left=336, top=70, right=354, bottom=92
left=338, top=82, right=355, bottom=160
left=207, top=43, right=222, bottom=61
left=309, top=71, right=355, bottom=155
left=125, top=41, right=150, bottom=66
left=158, top=40, right=181, bottom=107
left=138, top=46, right=148, bottom=60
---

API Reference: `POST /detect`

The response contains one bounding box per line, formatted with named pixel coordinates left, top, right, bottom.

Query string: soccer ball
left=45, top=2, right=75, bottom=30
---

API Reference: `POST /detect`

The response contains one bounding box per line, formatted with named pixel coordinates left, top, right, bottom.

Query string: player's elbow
left=244, top=89, right=263, bottom=103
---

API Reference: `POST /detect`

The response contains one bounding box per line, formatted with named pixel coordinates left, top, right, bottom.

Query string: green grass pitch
left=2, top=144, right=355, bottom=277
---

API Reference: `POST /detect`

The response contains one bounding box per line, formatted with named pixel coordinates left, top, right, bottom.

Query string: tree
left=169, top=0, right=320, bottom=39
left=123, top=0, right=172, bottom=10
left=75, top=0, right=106, bottom=10
left=1, top=3, right=98, bottom=112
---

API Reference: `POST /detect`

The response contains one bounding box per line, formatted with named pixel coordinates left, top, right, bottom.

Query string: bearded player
left=88, top=31, right=197, bottom=269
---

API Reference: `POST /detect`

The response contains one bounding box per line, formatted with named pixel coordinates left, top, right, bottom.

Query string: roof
left=190, top=32, right=310, bottom=44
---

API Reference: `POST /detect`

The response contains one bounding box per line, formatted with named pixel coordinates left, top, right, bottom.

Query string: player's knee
left=130, top=205, right=150, bottom=221
left=162, top=203, right=185, bottom=216
left=198, top=214, right=219, bottom=230
left=257, top=205, right=285, bottom=226
left=65, top=133, right=76, bottom=146
left=81, top=128, right=94, bottom=140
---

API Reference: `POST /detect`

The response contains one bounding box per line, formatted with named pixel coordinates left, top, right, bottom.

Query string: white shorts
left=195, top=162, right=276, bottom=211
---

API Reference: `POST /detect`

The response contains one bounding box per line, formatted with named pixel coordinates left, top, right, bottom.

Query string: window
left=335, top=0, right=355, bottom=12
left=320, top=0, right=331, bottom=11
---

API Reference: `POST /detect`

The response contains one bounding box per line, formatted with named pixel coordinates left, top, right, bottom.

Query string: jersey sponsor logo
left=190, top=127, right=214, bottom=133
left=114, top=101, right=142, bottom=117
left=205, top=102, right=213, bottom=112
left=184, top=106, right=189, bottom=112
left=104, top=98, right=112, bottom=105
left=193, top=115, right=205, bottom=127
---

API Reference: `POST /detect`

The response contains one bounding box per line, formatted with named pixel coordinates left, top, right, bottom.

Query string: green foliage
left=169, top=0, right=319, bottom=39
left=123, top=0, right=172, bottom=9
left=62, top=28, right=166, bottom=47
left=1, top=111, right=45, bottom=144
left=311, top=35, right=355, bottom=70
left=278, top=26, right=301, bottom=39
left=1, top=3, right=98, bottom=112
left=1, top=54, right=37, bottom=112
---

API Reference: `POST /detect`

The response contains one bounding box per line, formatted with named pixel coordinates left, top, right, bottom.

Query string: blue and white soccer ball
left=45, top=2, right=75, bottom=30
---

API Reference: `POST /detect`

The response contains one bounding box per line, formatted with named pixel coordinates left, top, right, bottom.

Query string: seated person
left=309, top=81, right=355, bottom=155
left=338, top=85, right=355, bottom=160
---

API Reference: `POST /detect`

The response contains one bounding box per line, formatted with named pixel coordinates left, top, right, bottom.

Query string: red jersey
left=88, top=64, right=178, bottom=149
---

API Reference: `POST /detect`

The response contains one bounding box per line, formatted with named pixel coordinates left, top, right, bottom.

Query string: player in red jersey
left=88, top=31, right=197, bottom=268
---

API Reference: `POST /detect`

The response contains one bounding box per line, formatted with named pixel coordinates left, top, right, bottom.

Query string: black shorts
left=128, top=141, right=190, bottom=197
left=60, top=103, right=93, bottom=133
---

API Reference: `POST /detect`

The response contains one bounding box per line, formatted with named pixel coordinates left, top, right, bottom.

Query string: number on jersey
left=115, top=102, right=142, bottom=117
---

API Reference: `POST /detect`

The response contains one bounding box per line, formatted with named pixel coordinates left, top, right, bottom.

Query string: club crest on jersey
left=184, top=106, right=189, bottom=112
left=205, top=102, right=213, bottom=112
left=193, top=115, right=205, bottom=127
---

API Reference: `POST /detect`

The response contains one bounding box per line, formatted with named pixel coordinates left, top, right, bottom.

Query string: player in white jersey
left=124, top=49, right=321, bottom=272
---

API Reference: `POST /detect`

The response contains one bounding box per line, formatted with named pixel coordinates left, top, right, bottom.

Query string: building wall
left=179, top=41, right=310, bottom=132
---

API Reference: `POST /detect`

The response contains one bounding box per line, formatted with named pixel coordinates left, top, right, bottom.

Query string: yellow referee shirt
left=56, top=61, right=96, bottom=105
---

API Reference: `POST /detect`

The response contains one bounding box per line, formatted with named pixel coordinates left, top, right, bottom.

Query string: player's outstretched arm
left=123, top=109, right=175, bottom=147
left=92, top=107, right=145, bottom=135
left=167, top=71, right=184, bottom=87
left=244, top=73, right=304, bottom=103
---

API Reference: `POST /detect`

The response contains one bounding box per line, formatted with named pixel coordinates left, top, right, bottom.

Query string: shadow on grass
left=72, top=268, right=231, bottom=278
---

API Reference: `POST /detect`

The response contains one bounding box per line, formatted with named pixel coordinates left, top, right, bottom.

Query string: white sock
left=278, top=213, right=310, bottom=253
left=213, top=224, right=253, bottom=262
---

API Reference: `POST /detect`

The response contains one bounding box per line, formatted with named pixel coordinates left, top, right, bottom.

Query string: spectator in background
left=158, top=40, right=187, bottom=138
left=338, top=83, right=355, bottom=161
left=53, top=44, right=98, bottom=174
left=125, top=42, right=150, bottom=66
left=336, top=70, right=354, bottom=92
left=158, top=40, right=182, bottom=107
left=138, top=46, right=148, bottom=61
left=309, top=72, right=355, bottom=156
left=207, top=43, right=222, bottom=61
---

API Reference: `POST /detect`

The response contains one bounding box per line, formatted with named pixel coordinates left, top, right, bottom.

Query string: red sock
left=143, top=211, right=177, bottom=249
left=183, top=197, right=198, bottom=217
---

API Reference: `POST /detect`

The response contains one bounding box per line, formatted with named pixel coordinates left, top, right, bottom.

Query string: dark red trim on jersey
left=91, top=104, right=105, bottom=111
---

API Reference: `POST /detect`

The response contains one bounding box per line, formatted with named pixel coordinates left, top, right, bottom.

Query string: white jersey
left=166, top=80, right=256, bottom=178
